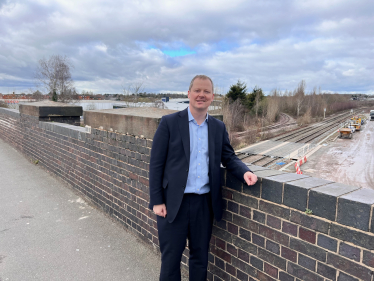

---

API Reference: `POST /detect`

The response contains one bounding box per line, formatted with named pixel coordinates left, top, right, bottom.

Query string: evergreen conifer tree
left=52, top=90, right=58, bottom=102
left=226, top=80, right=247, bottom=104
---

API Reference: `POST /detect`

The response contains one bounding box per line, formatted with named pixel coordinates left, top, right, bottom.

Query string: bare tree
left=294, top=80, right=306, bottom=117
left=31, top=90, right=44, bottom=101
left=122, top=81, right=145, bottom=104
left=222, top=99, right=246, bottom=136
left=122, top=85, right=131, bottom=97
left=266, top=90, right=280, bottom=122
left=131, top=82, right=144, bottom=96
left=35, top=55, right=75, bottom=103
left=254, top=89, right=262, bottom=118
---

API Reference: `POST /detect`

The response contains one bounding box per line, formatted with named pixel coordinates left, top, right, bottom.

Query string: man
left=149, top=75, right=257, bottom=281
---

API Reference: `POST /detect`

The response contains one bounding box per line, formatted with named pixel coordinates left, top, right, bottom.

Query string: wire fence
left=297, top=144, right=317, bottom=158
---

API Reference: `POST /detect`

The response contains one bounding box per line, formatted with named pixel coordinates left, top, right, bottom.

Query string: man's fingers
left=162, top=207, right=167, bottom=218
left=244, top=172, right=258, bottom=186
left=153, top=204, right=167, bottom=217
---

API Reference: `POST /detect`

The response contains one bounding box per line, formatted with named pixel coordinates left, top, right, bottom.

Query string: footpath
left=0, top=138, right=162, bottom=281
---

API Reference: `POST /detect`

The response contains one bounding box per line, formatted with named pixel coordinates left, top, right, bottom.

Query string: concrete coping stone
left=83, top=107, right=178, bottom=139
left=0, top=107, right=20, bottom=118
left=245, top=164, right=270, bottom=172
left=285, top=177, right=333, bottom=190
left=311, top=182, right=360, bottom=197
left=264, top=173, right=309, bottom=182
left=339, top=188, right=374, bottom=205
left=19, top=101, right=83, bottom=117
left=255, top=169, right=284, bottom=178
left=40, top=121, right=88, bottom=136
left=85, top=107, right=177, bottom=118
left=0, top=107, right=20, bottom=114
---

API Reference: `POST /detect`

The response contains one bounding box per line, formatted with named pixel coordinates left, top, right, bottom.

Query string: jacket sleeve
left=221, top=123, right=252, bottom=182
left=149, top=117, right=169, bottom=209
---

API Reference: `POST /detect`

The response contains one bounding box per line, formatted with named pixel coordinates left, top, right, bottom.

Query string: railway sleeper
left=261, top=156, right=282, bottom=167
left=249, top=155, right=269, bottom=165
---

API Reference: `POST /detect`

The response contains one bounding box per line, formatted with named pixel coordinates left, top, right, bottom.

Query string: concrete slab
left=311, top=183, right=359, bottom=197
left=255, top=170, right=285, bottom=178
left=19, top=101, right=82, bottom=117
left=245, top=164, right=270, bottom=172
left=285, top=177, right=332, bottom=190
left=266, top=173, right=309, bottom=183
left=339, top=188, right=374, bottom=205
left=0, top=107, right=20, bottom=119
left=85, top=107, right=177, bottom=118
left=264, top=142, right=305, bottom=158
left=0, top=138, right=171, bottom=281
left=240, top=140, right=282, bottom=155
left=83, top=108, right=177, bottom=139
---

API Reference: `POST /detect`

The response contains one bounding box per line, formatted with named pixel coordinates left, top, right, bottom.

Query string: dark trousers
left=157, top=193, right=213, bottom=281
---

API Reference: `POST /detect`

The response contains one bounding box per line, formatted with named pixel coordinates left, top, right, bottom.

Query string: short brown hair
left=189, top=75, right=214, bottom=93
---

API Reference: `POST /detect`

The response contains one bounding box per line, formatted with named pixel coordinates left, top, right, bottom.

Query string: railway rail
left=232, top=113, right=297, bottom=140
left=236, top=111, right=355, bottom=169
left=271, top=112, right=353, bottom=144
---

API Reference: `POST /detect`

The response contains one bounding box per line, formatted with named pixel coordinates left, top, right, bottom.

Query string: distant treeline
left=78, top=91, right=189, bottom=101
left=223, top=80, right=374, bottom=141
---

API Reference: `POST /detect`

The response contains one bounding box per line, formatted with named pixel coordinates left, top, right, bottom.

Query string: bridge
left=0, top=101, right=373, bottom=281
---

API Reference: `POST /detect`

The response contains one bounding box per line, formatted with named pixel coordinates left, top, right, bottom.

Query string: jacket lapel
left=208, top=115, right=216, bottom=176
left=178, top=109, right=190, bottom=165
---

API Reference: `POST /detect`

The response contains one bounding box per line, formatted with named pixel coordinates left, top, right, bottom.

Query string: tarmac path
left=0, top=138, right=163, bottom=281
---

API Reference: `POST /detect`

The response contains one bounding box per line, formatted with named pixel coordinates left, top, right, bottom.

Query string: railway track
left=236, top=111, right=354, bottom=169
left=232, top=113, right=297, bottom=140
left=237, top=153, right=286, bottom=169
left=271, top=112, right=352, bottom=143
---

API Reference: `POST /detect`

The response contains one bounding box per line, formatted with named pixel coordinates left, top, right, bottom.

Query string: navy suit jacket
left=149, top=108, right=251, bottom=223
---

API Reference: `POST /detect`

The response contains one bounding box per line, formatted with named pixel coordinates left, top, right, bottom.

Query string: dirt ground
left=301, top=116, right=374, bottom=190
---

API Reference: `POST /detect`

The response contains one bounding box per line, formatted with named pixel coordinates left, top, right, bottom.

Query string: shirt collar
left=187, top=106, right=209, bottom=123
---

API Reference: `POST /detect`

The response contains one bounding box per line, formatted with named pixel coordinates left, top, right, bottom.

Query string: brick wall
left=211, top=171, right=374, bottom=281
left=1, top=107, right=373, bottom=281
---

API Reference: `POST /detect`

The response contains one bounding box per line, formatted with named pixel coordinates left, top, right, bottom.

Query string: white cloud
left=0, top=0, right=373, bottom=94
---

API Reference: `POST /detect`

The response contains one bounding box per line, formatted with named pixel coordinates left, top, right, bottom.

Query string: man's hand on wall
left=153, top=204, right=167, bottom=218
left=244, top=171, right=258, bottom=186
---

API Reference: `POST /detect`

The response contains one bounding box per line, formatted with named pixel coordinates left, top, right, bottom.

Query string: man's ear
left=188, top=90, right=190, bottom=99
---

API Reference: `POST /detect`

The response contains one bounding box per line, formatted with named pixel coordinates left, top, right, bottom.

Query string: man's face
left=188, top=78, right=214, bottom=113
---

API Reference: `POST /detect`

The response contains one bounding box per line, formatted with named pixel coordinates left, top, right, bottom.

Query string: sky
left=0, top=0, right=373, bottom=95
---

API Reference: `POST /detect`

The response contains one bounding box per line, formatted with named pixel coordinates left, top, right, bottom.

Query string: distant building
left=163, top=98, right=190, bottom=111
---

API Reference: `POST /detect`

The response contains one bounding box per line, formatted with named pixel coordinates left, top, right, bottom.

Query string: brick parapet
left=0, top=107, right=158, bottom=248
left=0, top=107, right=373, bottom=281
left=207, top=168, right=374, bottom=281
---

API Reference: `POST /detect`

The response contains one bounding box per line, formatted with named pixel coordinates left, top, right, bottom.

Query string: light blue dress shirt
left=185, top=107, right=210, bottom=194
